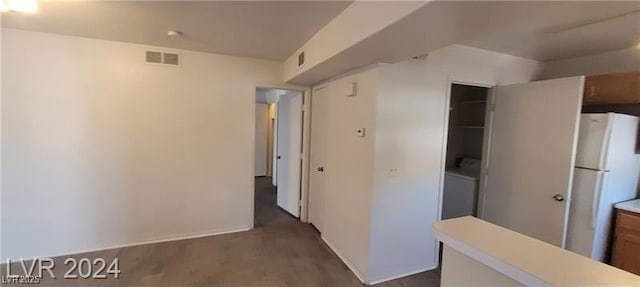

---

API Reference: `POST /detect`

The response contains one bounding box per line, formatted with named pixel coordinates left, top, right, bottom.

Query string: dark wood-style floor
left=1, top=177, right=440, bottom=286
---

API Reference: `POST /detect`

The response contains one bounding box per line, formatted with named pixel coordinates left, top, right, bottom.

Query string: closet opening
left=441, top=83, right=491, bottom=220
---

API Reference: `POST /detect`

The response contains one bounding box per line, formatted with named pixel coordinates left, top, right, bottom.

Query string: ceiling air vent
left=163, top=52, right=180, bottom=66
left=146, top=51, right=162, bottom=64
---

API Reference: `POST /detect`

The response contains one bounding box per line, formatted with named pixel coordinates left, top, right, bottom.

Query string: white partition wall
left=321, top=68, right=378, bottom=281
left=309, top=45, right=542, bottom=284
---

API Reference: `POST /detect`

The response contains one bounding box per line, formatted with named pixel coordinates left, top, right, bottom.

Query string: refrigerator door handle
left=591, top=171, right=605, bottom=229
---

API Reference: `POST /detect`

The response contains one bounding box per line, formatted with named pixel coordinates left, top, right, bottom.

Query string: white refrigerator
left=567, top=113, right=640, bottom=262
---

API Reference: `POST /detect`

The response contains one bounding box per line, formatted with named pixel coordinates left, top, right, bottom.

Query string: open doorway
left=254, top=88, right=304, bottom=226
left=441, top=83, right=491, bottom=220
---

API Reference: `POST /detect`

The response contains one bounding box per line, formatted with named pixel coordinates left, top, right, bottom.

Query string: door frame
left=477, top=87, right=496, bottom=220
left=437, top=78, right=495, bottom=221
left=254, top=103, right=269, bottom=177
left=251, top=86, right=311, bottom=228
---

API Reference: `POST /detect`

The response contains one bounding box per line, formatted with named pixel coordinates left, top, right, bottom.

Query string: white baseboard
left=4, top=225, right=252, bottom=262
left=320, top=236, right=367, bottom=284
left=320, top=236, right=439, bottom=286
left=366, top=265, right=438, bottom=285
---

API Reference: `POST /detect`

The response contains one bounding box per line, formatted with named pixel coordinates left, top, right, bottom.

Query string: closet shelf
left=455, top=125, right=484, bottom=129
left=460, top=100, right=487, bottom=104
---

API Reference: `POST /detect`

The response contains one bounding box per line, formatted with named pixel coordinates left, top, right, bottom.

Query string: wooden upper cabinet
left=583, top=71, right=640, bottom=106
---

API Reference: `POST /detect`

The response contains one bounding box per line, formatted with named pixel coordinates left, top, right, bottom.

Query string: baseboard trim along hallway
left=15, top=226, right=253, bottom=262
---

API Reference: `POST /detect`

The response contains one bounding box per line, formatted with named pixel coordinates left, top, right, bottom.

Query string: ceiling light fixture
left=2, top=0, right=38, bottom=13
left=0, top=1, right=9, bottom=12
left=167, top=30, right=183, bottom=37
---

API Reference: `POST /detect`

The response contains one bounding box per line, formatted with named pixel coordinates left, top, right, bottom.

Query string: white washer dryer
left=442, top=158, right=480, bottom=220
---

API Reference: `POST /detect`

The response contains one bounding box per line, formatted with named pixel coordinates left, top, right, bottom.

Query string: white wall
left=539, top=47, right=640, bottom=80
left=368, top=61, right=438, bottom=282
left=320, top=68, right=378, bottom=281
left=254, top=103, right=268, bottom=176
left=1, top=28, right=289, bottom=260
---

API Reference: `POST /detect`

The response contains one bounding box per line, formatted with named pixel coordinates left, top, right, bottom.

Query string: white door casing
left=254, top=103, right=269, bottom=177
left=482, top=76, right=584, bottom=247
left=272, top=103, right=278, bottom=186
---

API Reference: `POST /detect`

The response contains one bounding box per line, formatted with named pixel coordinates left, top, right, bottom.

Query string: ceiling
left=3, top=1, right=638, bottom=84
left=291, top=1, right=640, bottom=84
left=1, top=1, right=352, bottom=61
left=376, top=0, right=640, bottom=63
left=256, top=88, right=289, bottom=104
left=449, top=1, right=640, bottom=61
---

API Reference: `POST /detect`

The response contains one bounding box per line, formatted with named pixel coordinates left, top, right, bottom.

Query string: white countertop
left=616, top=199, right=640, bottom=214
left=433, top=216, right=640, bottom=286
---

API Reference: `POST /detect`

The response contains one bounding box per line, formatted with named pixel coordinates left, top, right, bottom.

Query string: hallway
left=252, top=177, right=440, bottom=286
left=250, top=176, right=363, bottom=285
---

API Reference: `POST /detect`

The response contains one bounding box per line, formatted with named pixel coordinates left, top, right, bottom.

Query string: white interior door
left=272, top=104, right=278, bottom=186
left=482, top=76, right=584, bottom=247
left=276, top=93, right=303, bottom=217
left=308, top=87, right=328, bottom=232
